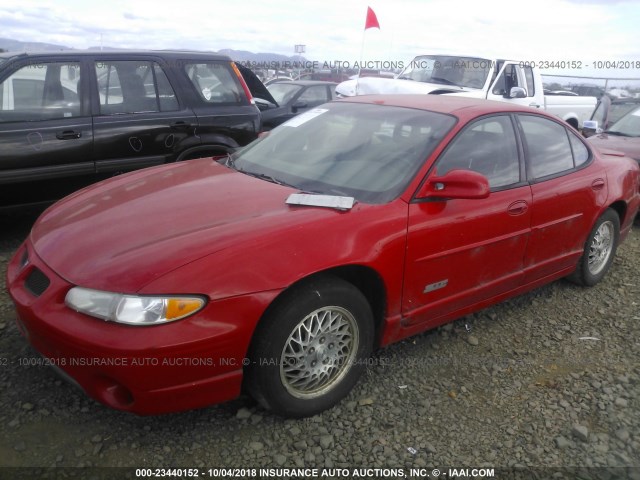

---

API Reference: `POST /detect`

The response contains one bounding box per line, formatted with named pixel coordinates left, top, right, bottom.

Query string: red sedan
left=7, top=95, right=640, bottom=418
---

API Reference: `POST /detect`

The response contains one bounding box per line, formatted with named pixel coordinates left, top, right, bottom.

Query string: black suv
left=0, top=50, right=269, bottom=209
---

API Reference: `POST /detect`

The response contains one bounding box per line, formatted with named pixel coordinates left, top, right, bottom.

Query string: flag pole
left=357, top=7, right=380, bottom=96
left=356, top=32, right=366, bottom=95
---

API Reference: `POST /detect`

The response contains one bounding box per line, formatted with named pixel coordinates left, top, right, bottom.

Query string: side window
left=568, top=131, right=590, bottom=167
left=436, top=115, right=520, bottom=189
left=491, top=64, right=519, bottom=96
left=519, top=115, right=574, bottom=178
left=95, top=61, right=177, bottom=114
left=523, top=66, right=535, bottom=97
left=184, top=63, right=242, bottom=104
left=298, top=85, right=330, bottom=104
left=154, top=64, right=178, bottom=111
left=96, top=63, right=122, bottom=109
left=0, top=62, right=81, bottom=122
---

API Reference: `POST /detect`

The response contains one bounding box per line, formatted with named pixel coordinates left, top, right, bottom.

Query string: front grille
left=25, top=268, right=50, bottom=297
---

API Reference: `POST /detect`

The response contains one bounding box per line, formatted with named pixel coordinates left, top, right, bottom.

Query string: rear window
left=184, top=62, right=243, bottom=104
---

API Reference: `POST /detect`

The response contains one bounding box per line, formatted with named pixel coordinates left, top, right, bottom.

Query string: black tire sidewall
left=246, top=276, right=374, bottom=417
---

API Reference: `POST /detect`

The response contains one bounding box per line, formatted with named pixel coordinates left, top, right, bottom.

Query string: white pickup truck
left=335, top=55, right=597, bottom=129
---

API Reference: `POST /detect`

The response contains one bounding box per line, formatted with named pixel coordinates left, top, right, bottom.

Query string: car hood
left=30, top=159, right=340, bottom=292
left=588, top=134, right=640, bottom=162
left=335, top=77, right=470, bottom=97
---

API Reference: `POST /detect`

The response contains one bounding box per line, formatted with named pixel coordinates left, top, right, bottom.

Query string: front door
left=403, top=114, right=531, bottom=327
left=486, top=62, right=538, bottom=109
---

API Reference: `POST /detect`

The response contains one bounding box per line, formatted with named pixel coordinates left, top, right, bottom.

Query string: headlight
left=65, top=287, right=206, bottom=326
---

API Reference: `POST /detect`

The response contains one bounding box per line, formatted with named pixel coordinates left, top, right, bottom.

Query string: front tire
left=245, top=276, right=374, bottom=417
left=569, top=209, right=619, bottom=286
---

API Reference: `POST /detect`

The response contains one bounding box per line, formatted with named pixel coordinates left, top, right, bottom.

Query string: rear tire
left=245, top=276, right=374, bottom=418
left=568, top=209, right=619, bottom=286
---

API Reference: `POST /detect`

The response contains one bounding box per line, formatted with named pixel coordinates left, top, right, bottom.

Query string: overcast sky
left=1, top=0, right=639, bottom=77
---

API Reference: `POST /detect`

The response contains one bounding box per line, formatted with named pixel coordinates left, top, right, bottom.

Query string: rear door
left=517, top=114, right=604, bottom=282
left=0, top=57, right=93, bottom=206
left=90, top=56, right=198, bottom=174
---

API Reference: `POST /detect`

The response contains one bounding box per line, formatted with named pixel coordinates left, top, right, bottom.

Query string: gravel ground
left=0, top=208, right=638, bottom=478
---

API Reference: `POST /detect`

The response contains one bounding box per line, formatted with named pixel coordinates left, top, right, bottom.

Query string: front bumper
left=6, top=240, right=275, bottom=415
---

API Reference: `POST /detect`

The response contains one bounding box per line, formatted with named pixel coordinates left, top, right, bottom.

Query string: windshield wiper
left=217, top=152, right=237, bottom=169
left=430, top=77, right=457, bottom=86
left=238, top=169, right=294, bottom=187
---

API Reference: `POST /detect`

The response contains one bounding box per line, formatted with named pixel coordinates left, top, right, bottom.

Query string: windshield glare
left=231, top=102, right=456, bottom=203
left=608, top=106, right=640, bottom=137
left=397, top=55, right=491, bottom=89
left=267, top=83, right=303, bottom=104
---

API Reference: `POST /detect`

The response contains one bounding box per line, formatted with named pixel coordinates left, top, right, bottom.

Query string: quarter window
left=436, top=115, right=520, bottom=189
left=519, top=115, right=574, bottom=178
left=0, top=62, right=82, bottom=122
left=184, top=63, right=242, bottom=104
left=95, top=61, right=178, bottom=114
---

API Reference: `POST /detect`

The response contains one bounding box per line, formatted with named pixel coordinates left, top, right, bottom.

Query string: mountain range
left=0, top=38, right=307, bottom=64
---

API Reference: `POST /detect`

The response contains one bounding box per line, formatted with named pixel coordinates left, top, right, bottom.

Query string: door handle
left=56, top=130, right=81, bottom=140
left=507, top=200, right=529, bottom=216
left=170, top=121, right=191, bottom=129
left=591, top=178, right=605, bottom=190
left=529, top=103, right=541, bottom=108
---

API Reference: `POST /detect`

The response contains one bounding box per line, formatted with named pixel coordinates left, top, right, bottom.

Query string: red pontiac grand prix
left=7, top=95, right=640, bottom=418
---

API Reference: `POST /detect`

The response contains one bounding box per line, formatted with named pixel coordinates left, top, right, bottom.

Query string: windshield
left=267, top=83, right=303, bottom=104
left=396, top=55, right=491, bottom=89
left=230, top=102, right=456, bottom=204
left=607, top=106, right=640, bottom=137
left=608, top=102, right=640, bottom=127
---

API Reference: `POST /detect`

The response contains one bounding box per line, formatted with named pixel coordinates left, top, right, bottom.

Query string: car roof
left=338, top=94, right=556, bottom=120
left=0, top=50, right=232, bottom=62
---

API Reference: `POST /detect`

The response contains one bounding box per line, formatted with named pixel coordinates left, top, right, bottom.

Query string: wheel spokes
left=588, top=221, right=614, bottom=275
left=280, top=306, right=358, bottom=398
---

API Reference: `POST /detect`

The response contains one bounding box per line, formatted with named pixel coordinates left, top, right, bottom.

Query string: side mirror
left=582, top=120, right=599, bottom=138
left=508, top=87, right=526, bottom=99
left=418, top=169, right=490, bottom=200
left=254, top=98, right=277, bottom=111
left=292, top=101, right=308, bottom=113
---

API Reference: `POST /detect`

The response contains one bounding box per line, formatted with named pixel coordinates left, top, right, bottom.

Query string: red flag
left=364, top=7, right=380, bottom=30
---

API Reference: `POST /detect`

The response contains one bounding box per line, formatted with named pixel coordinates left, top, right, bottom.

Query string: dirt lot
left=0, top=208, right=638, bottom=479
